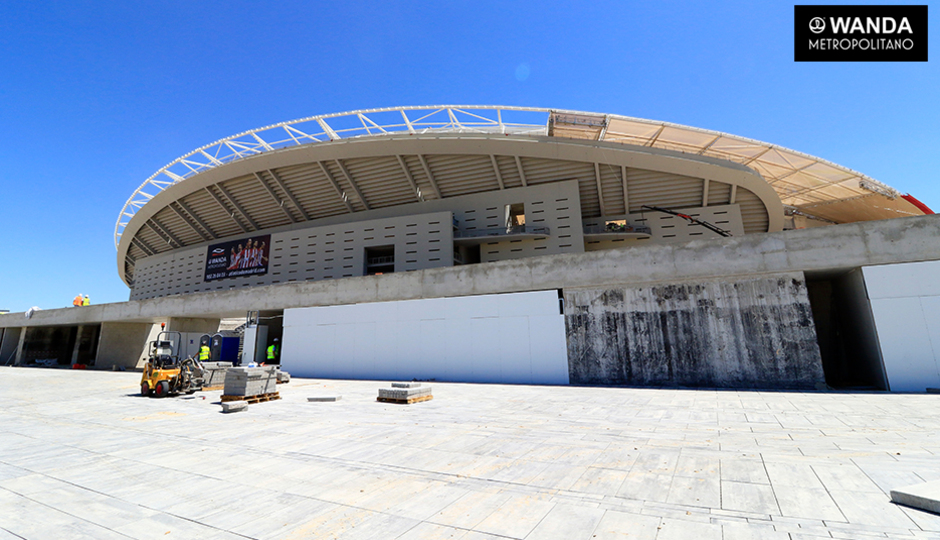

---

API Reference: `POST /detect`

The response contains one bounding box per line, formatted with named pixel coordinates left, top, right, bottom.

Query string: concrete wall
left=96, top=322, right=161, bottom=370
left=4, top=214, right=939, bottom=331
left=281, top=290, right=569, bottom=384
left=863, top=260, right=940, bottom=392
left=165, top=318, right=221, bottom=334
left=564, top=273, right=825, bottom=388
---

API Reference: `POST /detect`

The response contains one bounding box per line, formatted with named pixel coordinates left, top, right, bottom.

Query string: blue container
left=210, top=333, right=241, bottom=365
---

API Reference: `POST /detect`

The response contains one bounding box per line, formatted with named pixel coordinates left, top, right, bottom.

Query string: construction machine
left=140, top=331, right=204, bottom=397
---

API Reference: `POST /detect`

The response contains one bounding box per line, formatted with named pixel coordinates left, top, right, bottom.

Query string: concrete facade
left=95, top=322, right=161, bottom=370
left=2, top=215, right=939, bottom=389
left=565, top=273, right=824, bottom=388
left=128, top=181, right=585, bottom=301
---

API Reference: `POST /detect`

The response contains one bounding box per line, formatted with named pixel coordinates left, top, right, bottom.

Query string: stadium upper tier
left=115, top=105, right=929, bottom=288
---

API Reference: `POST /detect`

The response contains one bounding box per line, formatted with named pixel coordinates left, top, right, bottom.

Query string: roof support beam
left=698, top=135, right=722, bottom=155
left=317, top=118, right=339, bottom=140
left=597, top=115, right=610, bottom=141
left=146, top=218, right=182, bottom=248
left=702, top=179, right=710, bottom=207
left=168, top=202, right=211, bottom=242
left=175, top=200, right=217, bottom=240
left=621, top=166, right=630, bottom=213
left=742, top=147, right=772, bottom=166
left=132, top=236, right=155, bottom=257
left=730, top=185, right=737, bottom=204
left=266, top=169, right=311, bottom=221
left=215, top=184, right=260, bottom=231
left=417, top=155, right=442, bottom=199
left=490, top=155, right=505, bottom=190
left=254, top=171, right=296, bottom=224
left=318, top=162, right=355, bottom=213
left=514, top=155, right=528, bottom=187
left=646, top=125, right=666, bottom=146
left=335, top=159, right=371, bottom=211
left=396, top=155, right=424, bottom=202
left=205, top=187, right=249, bottom=233
left=594, top=163, right=606, bottom=215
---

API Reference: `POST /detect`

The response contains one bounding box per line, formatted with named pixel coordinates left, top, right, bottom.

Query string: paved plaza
left=1, top=367, right=939, bottom=539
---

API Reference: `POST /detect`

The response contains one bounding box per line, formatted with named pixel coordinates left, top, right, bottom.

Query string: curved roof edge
left=115, top=105, right=915, bottom=250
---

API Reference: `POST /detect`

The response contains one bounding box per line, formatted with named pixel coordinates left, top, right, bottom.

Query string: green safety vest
left=267, top=344, right=277, bottom=360
left=198, top=346, right=210, bottom=361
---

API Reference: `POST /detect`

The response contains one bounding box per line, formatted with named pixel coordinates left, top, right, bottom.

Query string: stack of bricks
left=224, top=366, right=278, bottom=397
left=377, top=382, right=433, bottom=404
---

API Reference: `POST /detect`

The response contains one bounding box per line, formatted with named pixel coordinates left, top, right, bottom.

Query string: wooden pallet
left=377, top=394, right=433, bottom=405
left=220, top=392, right=280, bottom=404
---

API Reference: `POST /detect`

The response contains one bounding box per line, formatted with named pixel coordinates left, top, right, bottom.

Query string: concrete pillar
left=14, top=328, right=27, bottom=366
left=96, top=322, right=161, bottom=370
left=70, top=325, right=84, bottom=366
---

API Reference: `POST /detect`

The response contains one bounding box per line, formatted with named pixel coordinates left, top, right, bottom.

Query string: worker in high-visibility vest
left=82, top=295, right=90, bottom=306
left=73, top=294, right=83, bottom=307
left=198, top=344, right=210, bottom=361
left=266, top=338, right=279, bottom=364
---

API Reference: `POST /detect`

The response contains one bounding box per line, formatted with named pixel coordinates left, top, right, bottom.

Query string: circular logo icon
left=809, top=17, right=826, bottom=34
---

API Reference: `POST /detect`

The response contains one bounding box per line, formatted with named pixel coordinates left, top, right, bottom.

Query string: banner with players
left=204, top=234, right=271, bottom=282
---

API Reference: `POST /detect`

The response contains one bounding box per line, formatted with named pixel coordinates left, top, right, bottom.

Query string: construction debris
left=277, top=370, right=290, bottom=384
left=307, top=395, right=341, bottom=402
left=377, top=383, right=433, bottom=404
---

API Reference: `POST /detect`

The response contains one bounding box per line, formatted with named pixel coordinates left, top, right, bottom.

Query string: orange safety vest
left=73, top=296, right=83, bottom=307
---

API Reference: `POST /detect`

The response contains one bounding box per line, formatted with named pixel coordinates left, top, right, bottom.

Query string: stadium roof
left=115, top=105, right=928, bottom=251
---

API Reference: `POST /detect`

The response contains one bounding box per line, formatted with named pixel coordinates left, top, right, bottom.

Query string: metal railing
left=454, top=225, right=550, bottom=239
left=583, top=224, right=652, bottom=235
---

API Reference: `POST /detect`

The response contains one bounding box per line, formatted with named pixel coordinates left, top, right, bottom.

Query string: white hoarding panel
left=282, top=290, right=569, bottom=384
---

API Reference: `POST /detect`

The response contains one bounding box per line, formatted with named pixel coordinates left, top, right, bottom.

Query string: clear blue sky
left=1, top=0, right=937, bottom=313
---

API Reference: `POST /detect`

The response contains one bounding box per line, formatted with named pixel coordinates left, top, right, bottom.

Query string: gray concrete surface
left=565, top=273, right=824, bottom=388
left=2, top=214, right=939, bottom=330
left=2, top=367, right=940, bottom=539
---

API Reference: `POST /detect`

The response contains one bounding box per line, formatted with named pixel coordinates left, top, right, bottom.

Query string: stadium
left=2, top=106, right=938, bottom=391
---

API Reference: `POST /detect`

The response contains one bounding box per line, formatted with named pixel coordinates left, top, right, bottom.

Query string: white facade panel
left=864, top=260, right=940, bottom=300
left=281, top=290, right=569, bottom=385
left=863, top=263, right=940, bottom=392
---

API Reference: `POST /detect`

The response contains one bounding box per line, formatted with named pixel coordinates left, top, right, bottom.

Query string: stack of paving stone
left=201, top=362, right=233, bottom=389
left=224, top=366, right=278, bottom=397
left=377, top=382, right=433, bottom=404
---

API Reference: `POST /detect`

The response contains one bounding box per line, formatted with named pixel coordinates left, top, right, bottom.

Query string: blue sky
left=0, top=0, right=937, bottom=313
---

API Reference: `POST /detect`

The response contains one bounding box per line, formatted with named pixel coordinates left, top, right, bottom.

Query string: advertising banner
left=204, top=234, right=271, bottom=282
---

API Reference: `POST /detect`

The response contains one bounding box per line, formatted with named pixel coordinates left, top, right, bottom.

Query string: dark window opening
left=365, top=245, right=395, bottom=275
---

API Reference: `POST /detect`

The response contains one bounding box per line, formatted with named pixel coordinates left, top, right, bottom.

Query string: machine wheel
left=140, top=383, right=151, bottom=397
left=154, top=380, right=170, bottom=398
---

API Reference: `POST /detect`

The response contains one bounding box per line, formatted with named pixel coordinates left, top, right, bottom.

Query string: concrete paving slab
left=892, top=480, right=940, bottom=515
left=722, top=481, right=780, bottom=515
left=3, top=367, right=940, bottom=539
left=473, top=494, right=555, bottom=539
left=522, top=503, right=606, bottom=539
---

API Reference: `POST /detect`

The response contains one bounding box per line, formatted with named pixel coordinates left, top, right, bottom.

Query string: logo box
left=795, top=5, right=928, bottom=62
